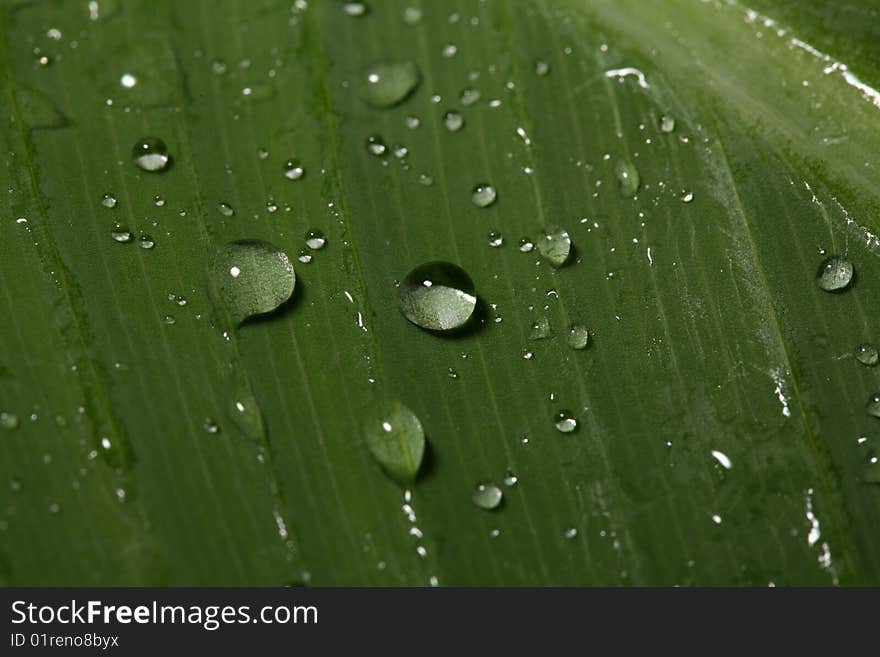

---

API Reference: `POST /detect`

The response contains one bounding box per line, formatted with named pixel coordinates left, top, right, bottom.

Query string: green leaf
left=2, top=0, right=880, bottom=586
left=365, top=401, right=425, bottom=484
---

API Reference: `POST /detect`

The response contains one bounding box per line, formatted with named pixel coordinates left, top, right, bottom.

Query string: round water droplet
left=138, top=234, right=155, bottom=250
left=203, top=417, right=220, bottom=434
left=567, top=325, right=591, bottom=350
left=405, top=115, right=420, bottom=129
left=297, top=249, right=312, bottom=264
left=305, top=229, right=326, bottom=250
left=472, top=482, right=503, bottom=510
left=518, top=237, right=534, bottom=253
left=488, top=231, right=503, bottom=247
left=529, top=316, right=551, bottom=340
left=212, top=239, right=296, bottom=325
left=153, top=194, right=165, bottom=207
left=365, top=401, right=425, bottom=483
left=366, top=134, right=387, bottom=156
left=392, top=144, right=408, bottom=159
left=554, top=410, right=578, bottom=433
left=398, top=261, right=477, bottom=332
left=403, top=6, right=423, bottom=24
left=503, top=470, right=518, bottom=486
left=660, top=114, right=676, bottom=133
left=460, top=87, right=480, bottom=106
left=343, top=1, right=368, bottom=16
left=101, top=193, right=117, bottom=208
left=218, top=202, right=235, bottom=217
left=110, top=223, right=132, bottom=243
left=283, top=158, right=305, bottom=181
left=443, top=110, right=464, bottom=132
left=361, top=61, right=421, bottom=108
left=132, top=137, right=170, bottom=172
left=817, top=256, right=853, bottom=292
left=0, top=411, right=19, bottom=430
left=867, top=394, right=880, bottom=418
left=471, top=183, right=497, bottom=208
left=534, top=59, right=550, bottom=76
left=615, top=160, right=640, bottom=198
left=681, top=191, right=694, bottom=203
left=856, top=344, right=879, bottom=366
left=537, top=225, right=571, bottom=267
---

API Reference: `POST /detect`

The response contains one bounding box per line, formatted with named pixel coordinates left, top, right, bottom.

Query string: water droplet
left=361, top=61, right=421, bottom=108
left=536, top=225, right=571, bottom=267
left=366, top=134, right=387, bottom=156
left=343, top=2, right=368, bottom=17
left=681, top=191, right=694, bottom=203
left=471, top=183, right=497, bottom=208
left=297, top=249, right=312, bottom=264
left=0, top=411, right=19, bottom=430
left=120, top=73, right=137, bottom=88
left=418, top=173, right=434, bottom=186
left=398, top=261, right=477, bottom=332
left=867, top=394, right=880, bottom=418
left=8, top=478, right=21, bottom=492
left=305, top=229, right=326, bottom=250
left=518, top=238, right=534, bottom=253
left=217, top=202, right=234, bottom=217
left=472, top=482, right=503, bottom=510
left=817, top=256, right=854, bottom=292
left=865, top=457, right=880, bottom=484
left=365, top=401, right=425, bottom=483
left=442, top=44, right=458, bottom=58
left=211, top=59, right=227, bottom=75
left=856, top=344, right=879, bottom=366
left=503, top=470, right=518, bottom=486
left=529, top=316, right=551, bottom=340
left=443, top=110, right=464, bottom=132
left=460, top=87, right=481, bottom=106
left=534, top=59, right=550, bottom=76
left=660, top=114, right=676, bottom=133
left=488, top=231, right=503, bottom=247
left=163, top=315, right=176, bottom=325
left=402, top=6, right=423, bottom=24
left=212, top=240, right=296, bottom=325
left=564, top=527, right=578, bottom=539
left=554, top=411, right=578, bottom=433
left=132, top=137, right=170, bottom=172
left=153, top=194, right=165, bottom=207
left=392, top=144, right=408, bottom=159
left=615, top=160, right=640, bottom=198
left=110, top=223, right=132, bottom=243
left=283, top=158, right=305, bottom=181
left=101, top=193, right=117, bottom=208
left=566, top=325, right=591, bottom=350
left=203, top=417, right=220, bottom=434
left=138, top=234, right=155, bottom=250
left=405, top=115, right=420, bottom=129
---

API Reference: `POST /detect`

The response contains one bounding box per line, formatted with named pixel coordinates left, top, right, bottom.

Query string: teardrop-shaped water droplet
left=218, top=202, right=235, bottom=217
left=211, top=240, right=296, bottom=325
left=305, top=229, right=326, bottom=250
left=867, top=394, right=880, bottom=418
left=534, top=59, right=550, bottom=76
left=856, top=344, right=879, bottom=366
left=472, top=482, right=503, bottom=510
left=529, top=316, right=551, bottom=340
left=101, top=193, right=117, bottom=208
left=660, top=114, right=676, bottom=133
left=615, top=160, right=640, bottom=198
left=398, top=261, right=477, bottom=332
left=554, top=410, right=578, bottom=433
left=471, top=183, right=497, bottom=208
left=365, top=401, right=425, bottom=483
left=361, top=61, right=421, bottom=108
left=132, top=137, right=170, bottom=172
left=283, top=158, right=305, bottom=181
left=817, top=256, right=853, bottom=292
left=366, top=134, right=387, bottom=156
left=0, top=411, right=19, bottom=430
left=111, top=223, right=132, bottom=243
left=537, top=225, right=571, bottom=267
left=443, top=110, right=464, bottom=132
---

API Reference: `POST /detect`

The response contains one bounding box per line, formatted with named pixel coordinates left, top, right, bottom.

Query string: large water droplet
left=398, top=262, right=477, bottom=332
left=132, top=137, right=170, bottom=172
left=365, top=401, right=425, bottom=483
left=472, top=482, right=503, bottom=510
left=536, top=225, right=571, bottom=267
left=817, top=256, right=853, bottom=292
left=554, top=411, right=578, bottom=433
left=615, top=160, right=640, bottom=198
left=856, top=344, right=879, bottom=366
left=361, top=61, right=421, bottom=108
left=471, top=183, right=497, bottom=208
left=212, top=240, right=296, bottom=325
left=566, top=325, right=591, bottom=350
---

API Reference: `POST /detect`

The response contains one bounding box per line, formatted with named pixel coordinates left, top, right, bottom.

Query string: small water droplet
left=536, top=225, right=571, bottom=267
left=8, top=478, right=22, bottom=492
left=366, top=134, right=387, bottom=156
left=110, top=223, right=132, bottom=243
left=153, top=194, right=165, bottom=207
left=402, top=6, right=423, bottom=24
left=203, top=417, right=220, bottom=434
left=554, top=410, right=578, bottom=433
left=856, top=344, right=879, bottom=366
left=442, top=43, right=458, bottom=58
left=615, top=160, right=640, bottom=198
left=518, top=238, right=534, bottom=253
left=365, top=401, right=425, bottom=483
left=163, top=315, right=176, bottom=325
left=211, top=59, right=227, bottom=75
left=101, top=193, right=117, bottom=208
left=0, top=411, right=19, bottom=430
left=534, top=59, right=550, bottom=76
left=343, top=1, right=369, bottom=17
left=138, top=234, right=155, bottom=250
left=660, top=114, right=676, bottom=133
left=362, top=61, right=421, bottom=108
left=681, top=190, right=694, bottom=203
left=392, top=144, right=408, bottom=159
left=817, top=256, right=853, bottom=292
left=218, top=202, right=235, bottom=217
left=418, top=173, right=434, bottom=186
left=283, top=158, right=305, bottom=181
left=488, top=231, right=503, bottom=247
left=564, top=527, right=578, bottom=539
left=867, top=394, right=880, bottom=418
left=443, top=110, right=464, bottom=132
left=529, top=316, right=551, bottom=340
left=471, top=183, right=497, bottom=208
left=132, top=137, right=170, bottom=172
left=398, top=261, right=477, bottom=332
left=211, top=240, right=296, bottom=325
left=297, top=249, right=312, bottom=264
left=566, top=325, right=591, bottom=350
left=503, top=470, right=518, bottom=486
left=472, top=482, right=503, bottom=510
left=120, top=73, right=137, bottom=88
left=460, top=87, right=481, bottom=106
left=405, top=115, right=420, bottom=129
left=305, top=229, right=326, bottom=250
